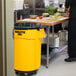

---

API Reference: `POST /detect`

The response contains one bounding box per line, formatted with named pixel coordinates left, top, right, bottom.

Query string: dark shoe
left=65, top=58, right=76, bottom=62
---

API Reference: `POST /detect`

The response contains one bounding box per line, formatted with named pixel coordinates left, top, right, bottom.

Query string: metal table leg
left=62, top=22, right=65, bottom=31
left=52, top=26, right=54, bottom=38
left=46, top=26, right=50, bottom=68
left=52, top=26, right=55, bottom=47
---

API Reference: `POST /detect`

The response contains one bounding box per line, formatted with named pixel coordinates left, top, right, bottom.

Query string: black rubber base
left=15, top=70, right=37, bottom=75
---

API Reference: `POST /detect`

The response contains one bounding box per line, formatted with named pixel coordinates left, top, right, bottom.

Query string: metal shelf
left=41, top=44, right=68, bottom=60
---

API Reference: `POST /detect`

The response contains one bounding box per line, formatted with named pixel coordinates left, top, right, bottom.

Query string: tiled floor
left=15, top=49, right=76, bottom=76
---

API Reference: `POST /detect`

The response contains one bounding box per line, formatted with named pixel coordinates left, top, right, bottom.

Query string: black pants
left=68, top=19, right=76, bottom=58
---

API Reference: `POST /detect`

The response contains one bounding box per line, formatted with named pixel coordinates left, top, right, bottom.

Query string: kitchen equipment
left=49, top=34, right=59, bottom=47
left=58, top=30, right=68, bottom=41
left=23, top=4, right=29, bottom=9
left=53, top=0, right=59, bottom=8
left=42, top=34, right=60, bottom=47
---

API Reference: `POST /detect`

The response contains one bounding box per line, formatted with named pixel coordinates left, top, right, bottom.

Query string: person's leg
left=65, top=21, right=76, bottom=62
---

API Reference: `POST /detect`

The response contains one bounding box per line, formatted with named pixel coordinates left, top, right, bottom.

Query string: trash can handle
left=39, top=29, right=46, bottom=38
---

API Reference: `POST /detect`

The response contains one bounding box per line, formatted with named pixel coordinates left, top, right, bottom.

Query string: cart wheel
left=19, top=73, right=25, bottom=75
left=46, top=66, right=48, bottom=69
left=28, top=71, right=37, bottom=75
left=15, top=71, right=19, bottom=75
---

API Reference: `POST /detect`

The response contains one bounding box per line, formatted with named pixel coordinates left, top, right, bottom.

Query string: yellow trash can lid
left=14, top=23, right=46, bottom=39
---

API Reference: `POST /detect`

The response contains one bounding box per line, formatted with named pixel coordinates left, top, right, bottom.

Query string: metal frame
left=46, top=22, right=67, bottom=68
left=46, top=25, right=55, bottom=68
left=52, top=26, right=55, bottom=47
left=46, top=26, right=50, bottom=68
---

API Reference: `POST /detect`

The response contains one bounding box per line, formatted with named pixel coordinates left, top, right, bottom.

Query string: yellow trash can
left=14, top=23, right=45, bottom=75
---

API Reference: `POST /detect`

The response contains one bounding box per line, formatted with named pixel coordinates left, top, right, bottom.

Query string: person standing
left=65, top=0, right=76, bottom=62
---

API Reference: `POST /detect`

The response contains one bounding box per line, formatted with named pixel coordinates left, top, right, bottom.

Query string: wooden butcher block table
left=16, top=17, right=68, bottom=26
left=16, top=17, right=68, bottom=68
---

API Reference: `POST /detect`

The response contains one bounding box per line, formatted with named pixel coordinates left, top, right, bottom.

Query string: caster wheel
left=28, top=71, right=37, bottom=75
left=15, top=71, right=19, bottom=75
left=19, top=73, right=25, bottom=75
left=15, top=71, right=25, bottom=75
left=46, top=66, right=48, bottom=69
left=32, top=71, right=37, bottom=75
